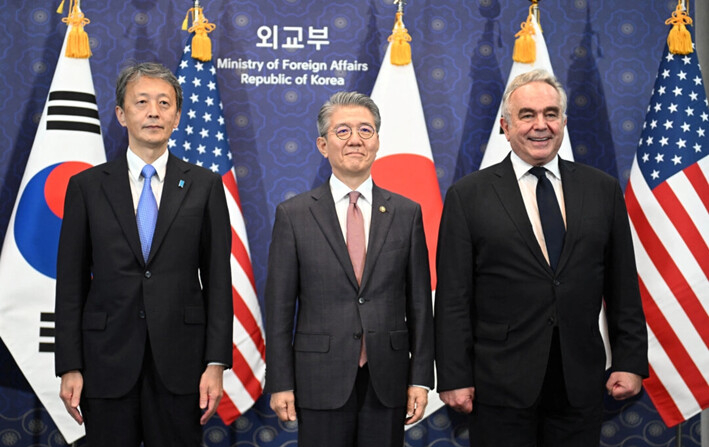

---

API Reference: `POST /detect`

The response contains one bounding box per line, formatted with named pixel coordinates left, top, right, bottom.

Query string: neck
left=129, top=145, right=167, bottom=164
left=333, top=172, right=369, bottom=191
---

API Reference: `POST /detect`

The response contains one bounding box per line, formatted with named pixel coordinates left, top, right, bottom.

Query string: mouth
left=529, top=136, right=552, bottom=142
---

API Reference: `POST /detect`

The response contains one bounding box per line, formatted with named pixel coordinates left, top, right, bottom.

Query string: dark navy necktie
left=529, top=166, right=565, bottom=271
left=137, top=164, right=158, bottom=262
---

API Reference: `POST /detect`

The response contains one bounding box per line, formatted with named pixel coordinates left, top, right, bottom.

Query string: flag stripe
left=638, top=277, right=709, bottom=404
left=48, top=90, right=96, bottom=102
left=47, top=106, right=100, bottom=119
left=626, top=183, right=709, bottom=348
left=230, top=341, right=264, bottom=402
left=684, top=161, right=709, bottom=211
left=643, top=364, right=686, bottom=426
left=232, top=286, right=266, bottom=358
left=46, top=121, right=101, bottom=134
left=231, top=227, right=257, bottom=294
left=215, top=389, right=241, bottom=424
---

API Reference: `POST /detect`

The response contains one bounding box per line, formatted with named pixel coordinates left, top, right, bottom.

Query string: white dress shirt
left=329, top=174, right=373, bottom=248
left=126, top=148, right=169, bottom=213
left=510, top=151, right=567, bottom=266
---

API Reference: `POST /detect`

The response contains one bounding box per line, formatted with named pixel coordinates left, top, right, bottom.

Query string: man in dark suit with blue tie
left=435, top=69, right=648, bottom=446
left=55, top=62, right=233, bottom=446
left=265, top=91, right=434, bottom=447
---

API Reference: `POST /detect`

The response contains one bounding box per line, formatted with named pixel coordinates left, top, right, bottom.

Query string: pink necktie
left=347, top=191, right=367, bottom=366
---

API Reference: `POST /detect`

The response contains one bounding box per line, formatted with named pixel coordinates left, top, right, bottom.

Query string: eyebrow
left=517, top=106, right=560, bottom=115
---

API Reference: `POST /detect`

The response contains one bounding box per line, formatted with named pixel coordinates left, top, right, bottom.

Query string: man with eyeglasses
left=264, top=91, right=434, bottom=447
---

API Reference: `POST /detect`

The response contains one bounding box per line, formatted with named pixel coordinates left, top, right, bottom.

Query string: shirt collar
left=127, top=148, right=169, bottom=182
left=510, top=151, right=561, bottom=182
left=329, top=174, right=373, bottom=204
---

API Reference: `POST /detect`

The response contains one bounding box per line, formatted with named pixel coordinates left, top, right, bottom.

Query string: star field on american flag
left=636, top=43, right=708, bottom=190
left=169, top=44, right=232, bottom=176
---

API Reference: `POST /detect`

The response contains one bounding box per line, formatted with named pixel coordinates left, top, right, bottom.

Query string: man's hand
left=270, top=391, right=297, bottom=422
left=199, top=365, right=225, bottom=425
left=606, top=371, right=643, bottom=400
left=59, top=370, right=84, bottom=424
left=405, top=386, right=428, bottom=425
left=440, top=387, right=475, bottom=414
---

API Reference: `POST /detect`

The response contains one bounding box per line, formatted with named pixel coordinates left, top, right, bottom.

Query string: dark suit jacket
left=435, top=155, right=648, bottom=408
left=264, top=181, right=434, bottom=409
left=55, top=152, right=233, bottom=398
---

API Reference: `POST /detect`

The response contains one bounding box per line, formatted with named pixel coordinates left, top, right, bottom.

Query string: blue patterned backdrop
left=0, top=0, right=704, bottom=445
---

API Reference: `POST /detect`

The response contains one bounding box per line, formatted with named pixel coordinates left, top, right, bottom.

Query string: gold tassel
left=665, top=1, right=693, bottom=55
left=61, top=0, right=91, bottom=58
left=185, top=7, right=216, bottom=62
left=56, top=0, right=65, bottom=14
left=388, top=12, right=412, bottom=66
left=512, top=5, right=536, bottom=64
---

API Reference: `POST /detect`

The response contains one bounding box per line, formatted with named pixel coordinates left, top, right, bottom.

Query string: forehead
left=509, top=81, right=560, bottom=109
left=329, top=105, right=375, bottom=126
left=125, top=76, right=176, bottom=99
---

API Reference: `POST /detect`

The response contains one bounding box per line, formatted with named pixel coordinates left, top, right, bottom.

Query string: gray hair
left=115, top=62, right=183, bottom=111
left=317, top=91, right=381, bottom=137
left=501, top=68, right=567, bottom=123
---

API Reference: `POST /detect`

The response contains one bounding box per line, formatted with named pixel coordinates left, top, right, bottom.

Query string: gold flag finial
left=389, top=0, right=412, bottom=66
left=182, top=0, right=216, bottom=61
left=665, top=0, right=693, bottom=55
left=60, top=0, right=92, bottom=58
left=513, top=4, right=536, bottom=64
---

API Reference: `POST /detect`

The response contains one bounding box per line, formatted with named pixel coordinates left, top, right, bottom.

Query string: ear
left=500, top=116, right=510, bottom=141
left=115, top=106, right=127, bottom=128
left=172, top=110, right=181, bottom=130
left=316, top=136, right=328, bottom=158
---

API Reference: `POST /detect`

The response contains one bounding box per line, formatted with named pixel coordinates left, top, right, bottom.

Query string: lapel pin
left=178, top=179, right=185, bottom=188
left=379, top=206, right=386, bottom=213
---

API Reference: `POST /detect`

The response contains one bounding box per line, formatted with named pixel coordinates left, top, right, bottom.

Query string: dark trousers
left=468, top=329, right=603, bottom=447
left=81, top=342, right=202, bottom=447
left=297, top=364, right=407, bottom=447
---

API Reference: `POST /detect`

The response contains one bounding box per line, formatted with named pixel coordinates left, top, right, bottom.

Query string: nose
left=147, top=101, right=160, bottom=117
left=347, top=130, right=363, bottom=144
left=533, top=114, right=548, bottom=130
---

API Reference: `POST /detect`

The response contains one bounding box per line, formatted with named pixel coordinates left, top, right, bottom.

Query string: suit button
left=144, top=271, right=152, bottom=279
left=553, top=280, right=560, bottom=286
left=138, top=310, right=146, bottom=319
left=547, top=317, right=556, bottom=326
left=358, top=297, right=365, bottom=304
left=353, top=332, right=362, bottom=340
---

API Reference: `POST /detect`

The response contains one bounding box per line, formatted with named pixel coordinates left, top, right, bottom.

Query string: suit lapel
left=360, top=185, right=393, bottom=292
left=556, top=159, right=581, bottom=273
left=101, top=156, right=145, bottom=265
left=309, top=183, right=360, bottom=289
left=491, top=155, right=551, bottom=272
left=148, top=154, right=190, bottom=264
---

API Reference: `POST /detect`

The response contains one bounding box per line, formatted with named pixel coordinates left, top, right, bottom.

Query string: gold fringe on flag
left=513, top=4, right=536, bottom=64
left=665, top=0, right=693, bottom=55
left=182, top=7, right=216, bottom=61
left=60, top=0, right=91, bottom=58
left=388, top=11, right=412, bottom=66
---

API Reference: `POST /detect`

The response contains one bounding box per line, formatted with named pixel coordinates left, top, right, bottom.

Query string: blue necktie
left=529, top=166, right=565, bottom=271
left=137, top=164, right=158, bottom=262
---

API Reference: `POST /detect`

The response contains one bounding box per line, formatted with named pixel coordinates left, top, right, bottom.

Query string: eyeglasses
left=329, top=124, right=376, bottom=140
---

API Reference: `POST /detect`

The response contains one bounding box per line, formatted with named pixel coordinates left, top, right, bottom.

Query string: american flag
left=624, top=39, right=709, bottom=427
left=170, top=38, right=266, bottom=425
